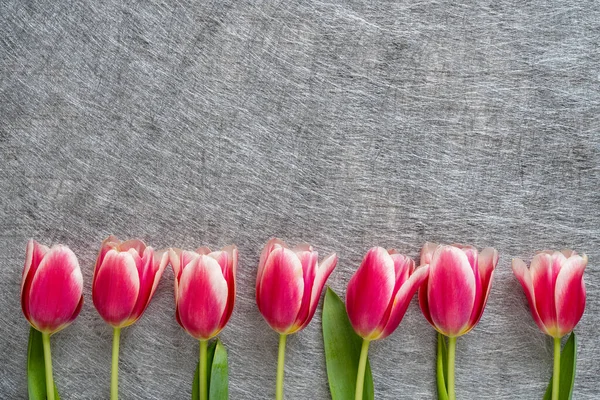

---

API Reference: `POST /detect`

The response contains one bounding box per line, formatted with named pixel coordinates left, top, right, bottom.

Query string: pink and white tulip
left=512, top=250, right=587, bottom=338
left=256, top=239, right=337, bottom=334
left=92, top=236, right=168, bottom=328
left=21, top=240, right=83, bottom=334
left=170, top=245, right=238, bottom=340
left=346, top=247, right=429, bottom=340
left=418, top=243, right=498, bottom=337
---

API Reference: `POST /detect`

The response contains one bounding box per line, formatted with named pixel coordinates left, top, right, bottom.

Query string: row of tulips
left=21, top=237, right=587, bottom=400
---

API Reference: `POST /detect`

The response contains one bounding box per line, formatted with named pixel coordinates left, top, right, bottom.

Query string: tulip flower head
left=256, top=239, right=338, bottom=334
left=418, top=243, right=498, bottom=337
left=256, top=239, right=337, bottom=400
left=92, top=236, right=168, bottom=328
left=169, top=245, right=238, bottom=340
left=21, top=240, right=84, bottom=334
left=512, top=250, right=587, bottom=338
left=346, top=247, right=429, bottom=340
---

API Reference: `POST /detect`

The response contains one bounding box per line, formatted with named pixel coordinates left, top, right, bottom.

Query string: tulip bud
left=512, top=250, right=587, bottom=338
left=21, top=240, right=84, bottom=334
left=256, top=239, right=337, bottom=334
left=169, top=245, right=238, bottom=340
left=345, top=247, right=429, bottom=341
left=92, top=236, right=168, bottom=328
left=418, top=243, right=498, bottom=337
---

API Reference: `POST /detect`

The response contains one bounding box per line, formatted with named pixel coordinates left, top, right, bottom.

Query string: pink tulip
left=512, top=250, right=587, bottom=338
left=256, top=239, right=338, bottom=334
left=92, top=236, right=169, bottom=328
left=169, top=245, right=238, bottom=340
left=418, top=243, right=498, bottom=337
left=257, top=239, right=338, bottom=400
left=170, top=246, right=237, bottom=400
left=345, top=247, right=429, bottom=340
left=93, top=236, right=169, bottom=400
left=21, top=240, right=83, bottom=334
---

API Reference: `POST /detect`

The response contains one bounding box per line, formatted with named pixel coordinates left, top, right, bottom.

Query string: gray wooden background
left=1, top=0, right=599, bottom=398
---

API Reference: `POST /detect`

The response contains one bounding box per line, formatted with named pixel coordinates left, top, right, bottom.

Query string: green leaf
left=27, top=327, right=60, bottom=400
left=543, top=333, right=577, bottom=400
left=436, top=334, right=449, bottom=400
left=192, top=339, right=228, bottom=400
left=322, top=287, right=374, bottom=400
left=209, top=339, right=228, bottom=400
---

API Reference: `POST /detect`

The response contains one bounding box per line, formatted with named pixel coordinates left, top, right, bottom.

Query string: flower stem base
left=552, top=337, right=561, bottom=400
left=355, top=339, right=370, bottom=400
left=276, top=334, right=287, bottom=400
left=111, top=327, right=121, bottom=400
left=41, top=332, right=55, bottom=400
left=199, top=340, right=208, bottom=400
left=447, top=336, right=456, bottom=400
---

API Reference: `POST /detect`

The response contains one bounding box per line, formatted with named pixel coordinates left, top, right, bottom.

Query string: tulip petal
left=256, top=239, right=286, bottom=312
left=257, top=239, right=286, bottom=287
left=466, top=247, right=498, bottom=332
left=181, top=251, right=201, bottom=276
left=292, top=243, right=313, bottom=253
left=178, top=255, right=229, bottom=340
left=126, top=247, right=167, bottom=326
left=420, top=242, right=438, bottom=266
left=193, top=246, right=209, bottom=255
left=418, top=275, right=434, bottom=326
left=555, top=255, right=587, bottom=337
left=217, top=245, right=238, bottom=329
left=380, top=265, right=430, bottom=339
left=21, top=240, right=49, bottom=293
left=119, top=239, right=146, bottom=255
left=92, top=250, right=140, bottom=327
left=68, top=295, right=84, bottom=324
left=427, top=246, right=475, bottom=337
left=561, top=249, right=576, bottom=258
left=374, top=254, right=415, bottom=339
left=169, top=248, right=181, bottom=276
left=512, top=258, right=547, bottom=334
left=93, top=238, right=119, bottom=288
left=209, top=246, right=238, bottom=329
left=529, top=253, right=559, bottom=331
left=27, top=246, right=83, bottom=333
left=21, top=240, right=49, bottom=319
left=477, top=248, right=498, bottom=287
left=102, top=235, right=120, bottom=246
left=149, top=249, right=169, bottom=299
left=169, top=248, right=185, bottom=328
left=291, top=250, right=318, bottom=332
left=453, top=246, right=480, bottom=322
left=297, top=252, right=337, bottom=332
left=52, top=294, right=85, bottom=334
left=390, top=253, right=413, bottom=286
left=171, top=248, right=202, bottom=307
left=346, top=247, right=395, bottom=338
left=169, top=248, right=182, bottom=301
left=456, top=245, right=478, bottom=272
left=257, top=247, right=304, bottom=333
left=209, top=250, right=228, bottom=275
left=123, top=248, right=149, bottom=324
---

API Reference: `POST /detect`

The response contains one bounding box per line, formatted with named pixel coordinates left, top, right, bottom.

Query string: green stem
left=552, top=337, right=561, bottom=400
left=276, top=334, right=287, bottom=400
left=447, top=336, right=457, bottom=400
left=41, top=332, right=55, bottom=400
left=354, top=339, right=370, bottom=400
left=199, top=340, right=208, bottom=400
left=436, top=334, right=449, bottom=400
left=111, top=327, right=121, bottom=400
